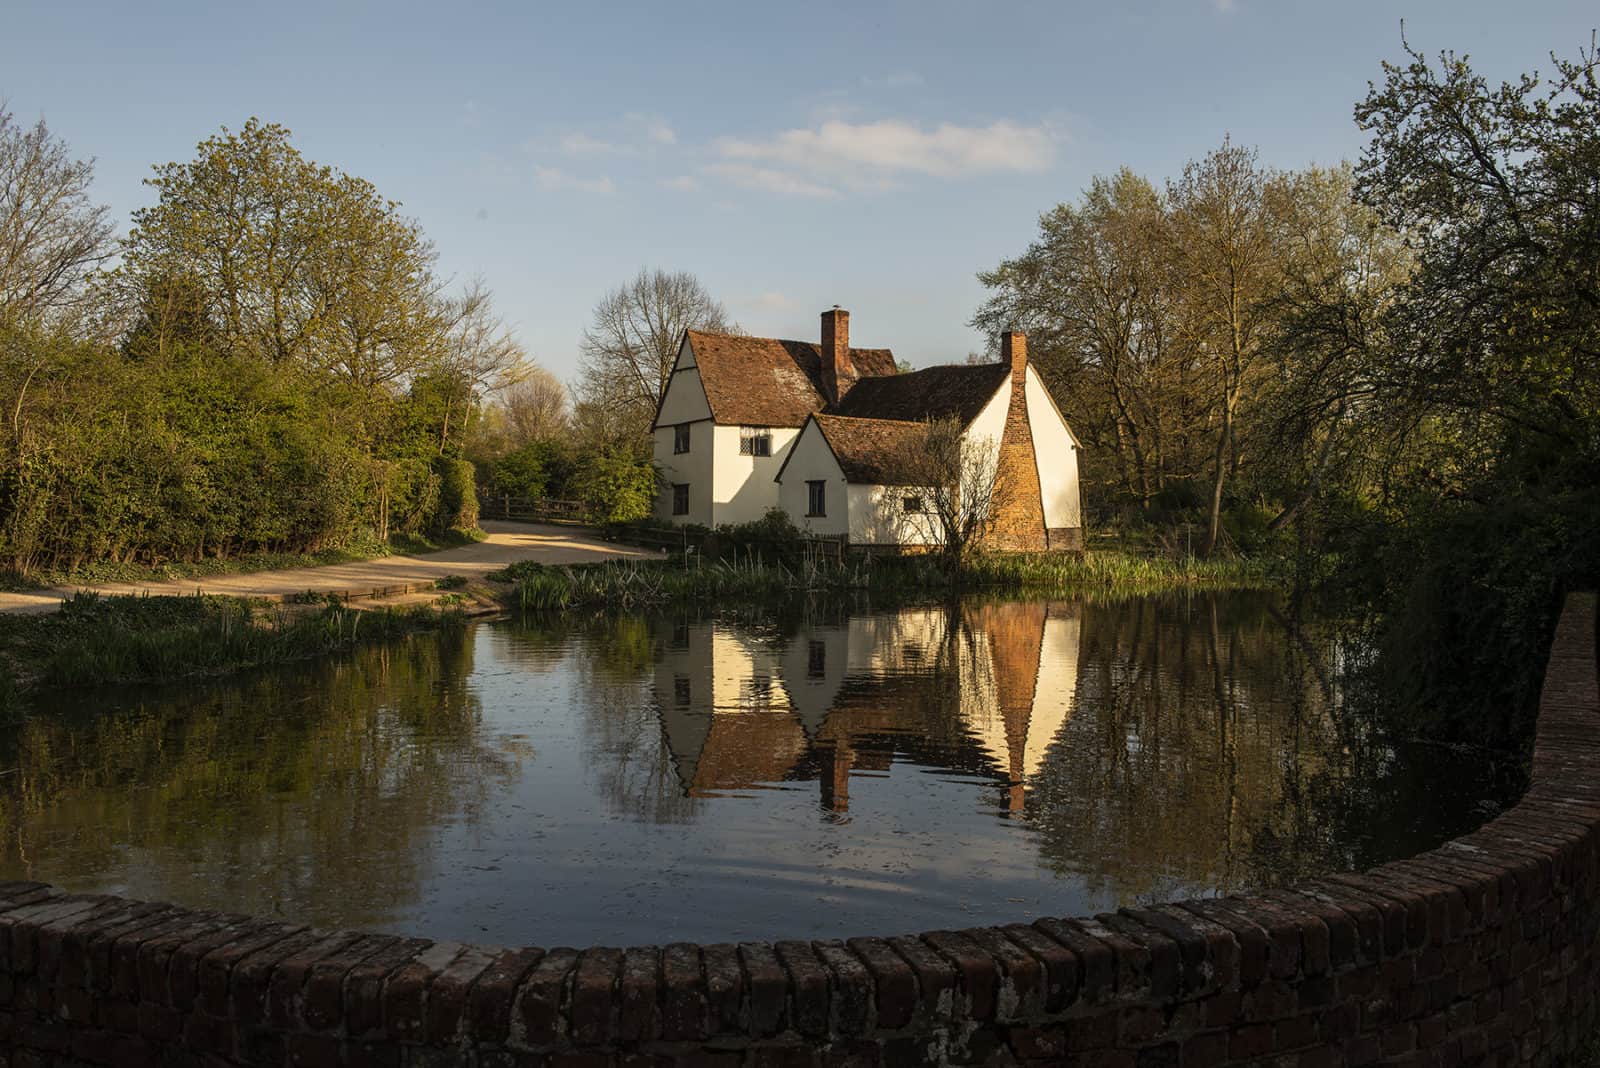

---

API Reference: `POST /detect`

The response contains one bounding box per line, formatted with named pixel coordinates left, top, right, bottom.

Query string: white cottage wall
left=1024, top=366, right=1082, bottom=531
left=776, top=423, right=850, bottom=537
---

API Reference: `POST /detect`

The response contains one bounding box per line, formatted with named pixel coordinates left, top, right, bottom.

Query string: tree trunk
left=1202, top=397, right=1232, bottom=557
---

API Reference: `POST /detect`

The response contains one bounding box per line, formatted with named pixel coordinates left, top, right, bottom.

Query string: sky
left=3, top=1, right=1595, bottom=381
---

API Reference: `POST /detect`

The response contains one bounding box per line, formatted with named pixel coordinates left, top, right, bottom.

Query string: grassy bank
left=0, top=527, right=487, bottom=592
left=0, top=592, right=469, bottom=705
left=491, top=549, right=1280, bottom=612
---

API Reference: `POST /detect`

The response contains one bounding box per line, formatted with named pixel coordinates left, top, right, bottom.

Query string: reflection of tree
left=0, top=629, right=522, bottom=929
left=571, top=613, right=700, bottom=825
left=1019, top=592, right=1480, bottom=905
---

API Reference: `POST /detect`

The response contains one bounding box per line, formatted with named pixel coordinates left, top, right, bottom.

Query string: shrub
left=433, top=456, right=479, bottom=532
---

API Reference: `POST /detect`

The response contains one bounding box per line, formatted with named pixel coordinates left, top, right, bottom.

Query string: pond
left=0, top=592, right=1517, bottom=946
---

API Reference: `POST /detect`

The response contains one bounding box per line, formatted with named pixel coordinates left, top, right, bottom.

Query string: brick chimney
left=1002, top=330, right=1027, bottom=386
left=820, top=307, right=854, bottom=405
left=992, top=330, right=1048, bottom=551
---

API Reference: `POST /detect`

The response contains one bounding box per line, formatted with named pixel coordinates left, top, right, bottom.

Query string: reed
left=492, top=548, right=1278, bottom=611
left=0, top=592, right=466, bottom=695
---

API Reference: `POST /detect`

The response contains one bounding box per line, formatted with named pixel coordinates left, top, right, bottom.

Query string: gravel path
left=0, top=521, right=661, bottom=615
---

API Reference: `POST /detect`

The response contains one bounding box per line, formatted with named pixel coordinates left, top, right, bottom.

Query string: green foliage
left=432, top=456, right=478, bottom=533
left=703, top=507, right=808, bottom=566
left=491, top=548, right=1278, bottom=613
left=0, top=121, right=518, bottom=578
left=567, top=447, right=655, bottom=524
left=1329, top=39, right=1600, bottom=745
left=0, top=592, right=465, bottom=692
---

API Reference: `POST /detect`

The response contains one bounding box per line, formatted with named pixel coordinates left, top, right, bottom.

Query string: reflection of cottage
left=651, top=603, right=1082, bottom=812
left=652, top=309, right=1083, bottom=550
left=653, top=624, right=806, bottom=795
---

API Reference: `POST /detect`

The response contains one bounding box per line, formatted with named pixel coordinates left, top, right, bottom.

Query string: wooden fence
left=479, top=495, right=850, bottom=561
left=480, top=495, right=592, bottom=526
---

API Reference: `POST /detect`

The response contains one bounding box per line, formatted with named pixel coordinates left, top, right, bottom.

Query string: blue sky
left=4, top=1, right=1594, bottom=380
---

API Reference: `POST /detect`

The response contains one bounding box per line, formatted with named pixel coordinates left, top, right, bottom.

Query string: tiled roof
left=829, top=363, right=1010, bottom=425
left=682, top=330, right=897, bottom=427
left=812, top=414, right=932, bottom=486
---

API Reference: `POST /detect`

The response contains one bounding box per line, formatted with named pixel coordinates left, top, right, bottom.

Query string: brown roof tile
left=829, top=363, right=1010, bottom=424
left=680, top=330, right=897, bottom=427
left=811, top=414, right=931, bottom=486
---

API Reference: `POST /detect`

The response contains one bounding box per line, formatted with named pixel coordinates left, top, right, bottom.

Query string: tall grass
left=0, top=592, right=466, bottom=694
left=497, top=554, right=879, bottom=611
left=494, top=549, right=1279, bottom=611
left=954, top=549, right=1280, bottom=593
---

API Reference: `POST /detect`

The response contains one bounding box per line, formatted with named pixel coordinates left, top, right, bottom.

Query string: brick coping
left=0, top=594, right=1595, bottom=1066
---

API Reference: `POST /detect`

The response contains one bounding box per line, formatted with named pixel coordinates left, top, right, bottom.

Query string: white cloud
left=637, top=116, right=677, bottom=144
left=748, top=292, right=798, bottom=312
left=703, top=162, right=839, bottom=199
left=534, top=166, right=616, bottom=194
left=559, top=132, right=617, bottom=155
left=662, top=175, right=700, bottom=192
left=711, top=118, right=1057, bottom=195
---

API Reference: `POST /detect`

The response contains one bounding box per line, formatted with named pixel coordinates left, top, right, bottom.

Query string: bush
left=569, top=448, right=655, bottom=524
left=433, top=456, right=478, bottom=533
left=705, top=507, right=808, bottom=566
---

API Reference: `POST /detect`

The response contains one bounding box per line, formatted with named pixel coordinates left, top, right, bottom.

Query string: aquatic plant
left=0, top=592, right=466, bottom=694
left=492, top=548, right=1277, bottom=612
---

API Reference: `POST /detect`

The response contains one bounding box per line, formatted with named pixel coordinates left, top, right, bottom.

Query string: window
left=807, top=640, right=827, bottom=679
left=739, top=426, right=773, bottom=457
left=671, top=622, right=690, bottom=650
left=672, top=483, right=689, bottom=516
left=673, top=424, right=691, bottom=454
left=902, top=495, right=926, bottom=514
left=806, top=480, right=827, bottom=517
left=673, top=675, right=691, bottom=707
left=741, top=675, right=773, bottom=711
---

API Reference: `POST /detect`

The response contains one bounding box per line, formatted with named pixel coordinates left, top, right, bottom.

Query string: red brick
left=261, top=930, right=363, bottom=1028
left=569, top=946, right=622, bottom=1045
left=847, top=937, right=916, bottom=1029
left=340, top=937, right=431, bottom=1038
left=516, top=946, right=579, bottom=1045
left=920, top=930, right=997, bottom=1021
left=738, top=943, right=789, bottom=1037
left=466, top=946, right=543, bottom=1044
left=1230, top=1022, right=1274, bottom=1058
left=813, top=941, right=871, bottom=1035
left=775, top=940, right=831, bottom=1035
left=1033, top=917, right=1115, bottom=1003
left=699, top=943, right=744, bottom=1035
left=1000, top=923, right=1079, bottom=1012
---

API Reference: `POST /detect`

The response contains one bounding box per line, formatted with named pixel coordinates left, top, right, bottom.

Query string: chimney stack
left=1002, top=331, right=1027, bottom=385
left=820, top=306, right=853, bottom=405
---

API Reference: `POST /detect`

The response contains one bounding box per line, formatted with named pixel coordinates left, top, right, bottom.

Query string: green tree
left=116, top=119, right=445, bottom=385
left=1337, top=37, right=1600, bottom=743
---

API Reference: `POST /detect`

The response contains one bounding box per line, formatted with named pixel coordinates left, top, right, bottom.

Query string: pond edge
left=0, top=593, right=1594, bottom=1066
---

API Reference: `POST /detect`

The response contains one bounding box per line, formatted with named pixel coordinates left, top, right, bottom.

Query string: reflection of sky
left=419, top=625, right=1089, bottom=946
left=0, top=598, right=1515, bottom=948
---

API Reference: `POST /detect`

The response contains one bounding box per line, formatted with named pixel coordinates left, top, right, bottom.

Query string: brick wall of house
left=988, top=332, right=1049, bottom=553
left=0, top=594, right=1594, bottom=1067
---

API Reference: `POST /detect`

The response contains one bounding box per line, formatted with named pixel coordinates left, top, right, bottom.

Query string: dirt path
left=0, top=521, right=662, bottom=615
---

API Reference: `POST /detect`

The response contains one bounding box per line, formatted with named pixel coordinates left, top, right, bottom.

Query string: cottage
left=651, top=308, right=1082, bottom=551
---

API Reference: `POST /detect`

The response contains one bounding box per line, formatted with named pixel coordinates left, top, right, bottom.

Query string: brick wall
left=988, top=332, right=1049, bottom=553
left=0, top=594, right=1595, bottom=1067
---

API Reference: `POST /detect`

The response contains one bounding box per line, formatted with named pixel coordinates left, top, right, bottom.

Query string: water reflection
left=0, top=631, right=525, bottom=928
left=0, top=594, right=1514, bottom=945
left=652, top=602, right=1081, bottom=812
